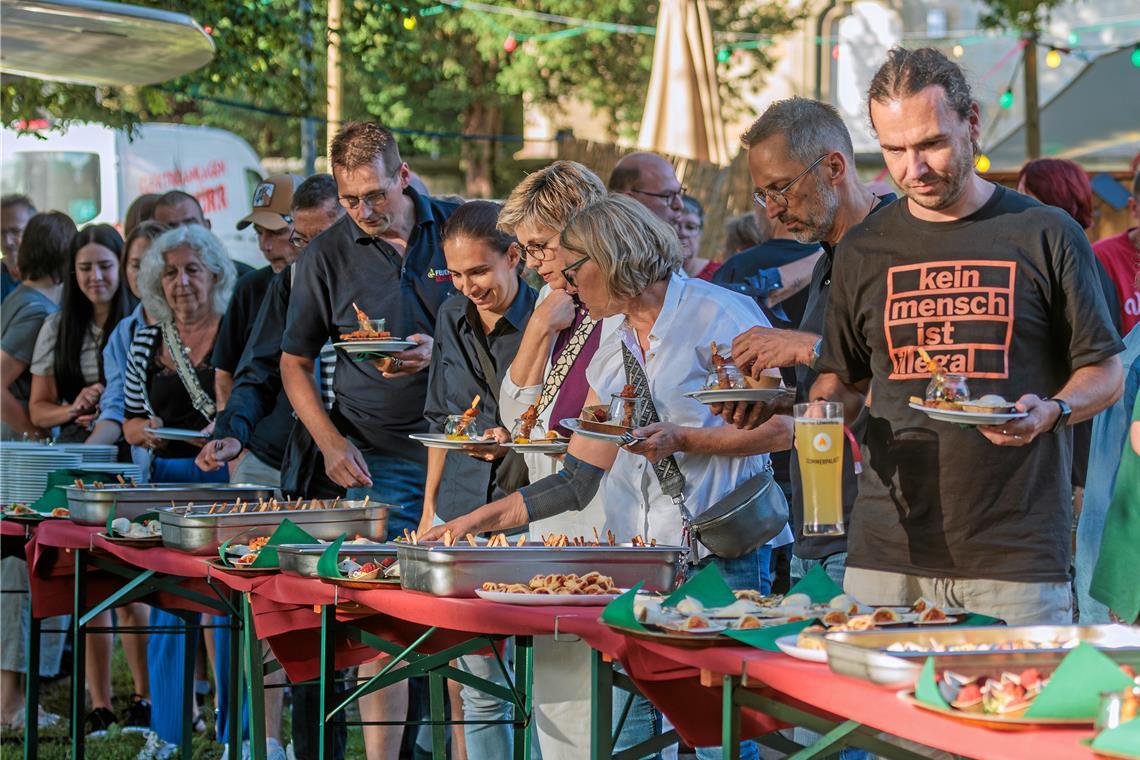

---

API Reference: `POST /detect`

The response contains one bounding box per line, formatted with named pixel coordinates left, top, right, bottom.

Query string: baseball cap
left=236, top=174, right=302, bottom=231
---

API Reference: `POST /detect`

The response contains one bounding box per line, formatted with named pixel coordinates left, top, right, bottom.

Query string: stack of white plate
left=0, top=443, right=138, bottom=506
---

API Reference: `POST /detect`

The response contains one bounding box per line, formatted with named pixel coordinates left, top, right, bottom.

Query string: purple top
left=547, top=300, right=602, bottom=436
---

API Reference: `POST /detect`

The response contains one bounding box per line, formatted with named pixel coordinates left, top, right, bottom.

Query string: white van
left=1, top=121, right=265, bottom=267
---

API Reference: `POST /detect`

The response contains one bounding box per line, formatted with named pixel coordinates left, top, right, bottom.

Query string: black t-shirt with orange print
left=817, top=184, right=1123, bottom=583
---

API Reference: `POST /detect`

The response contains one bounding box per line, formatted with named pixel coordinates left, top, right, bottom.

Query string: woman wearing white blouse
left=426, top=193, right=792, bottom=759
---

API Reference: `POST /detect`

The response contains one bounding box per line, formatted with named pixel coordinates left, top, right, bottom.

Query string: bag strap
left=535, top=314, right=597, bottom=415
left=620, top=342, right=698, bottom=564
left=159, top=319, right=216, bottom=422
left=468, top=315, right=501, bottom=406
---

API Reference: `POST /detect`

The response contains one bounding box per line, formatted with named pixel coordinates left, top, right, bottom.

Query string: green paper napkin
left=915, top=657, right=952, bottom=709
left=785, top=564, right=844, bottom=603
left=960, top=613, right=1001, bottom=626
left=600, top=583, right=648, bottom=632
left=1091, top=716, right=1140, bottom=757
left=664, top=564, right=736, bottom=609
left=30, top=468, right=114, bottom=513
left=315, top=535, right=348, bottom=578
left=725, top=619, right=816, bottom=652
left=1025, top=642, right=1134, bottom=719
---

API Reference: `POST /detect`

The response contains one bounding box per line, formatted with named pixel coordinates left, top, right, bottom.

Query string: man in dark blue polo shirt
left=281, top=123, right=459, bottom=542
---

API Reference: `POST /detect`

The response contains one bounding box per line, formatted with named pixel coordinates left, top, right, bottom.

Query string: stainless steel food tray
left=277, top=543, right=398, bottom=577
left=396, top=542, right=683, bottom=597
left=825, top=624, right=1140, bottom=686
left=158, top=501, right=399, bottom=555
left=66, top=484, right=275, bottom=525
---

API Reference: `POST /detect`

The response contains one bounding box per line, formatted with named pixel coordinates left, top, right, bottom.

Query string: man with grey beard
left=713, top=96, right=895, bottom=590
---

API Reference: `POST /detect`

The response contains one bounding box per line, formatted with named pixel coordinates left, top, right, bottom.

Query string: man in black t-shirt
left=713, top=97, right=895, bottom=591
left=812, top=48, right=1123, bottom=625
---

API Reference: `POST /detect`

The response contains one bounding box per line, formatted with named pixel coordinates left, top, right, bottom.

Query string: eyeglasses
left=632, top=186, right=687, bottom=205
left=752, top=155, right=828, bottom=209
left=560, top=255, right=589, bottom=286
left=338, top=167, right=402, bottom=211
left=521, top=237, right=558, bottom=262
left=289, top=233, right=310, bottom=250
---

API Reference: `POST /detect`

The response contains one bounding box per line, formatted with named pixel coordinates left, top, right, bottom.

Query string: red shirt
left=695, top=260, right=722, bottom=281
left=1093, top=229, right=1140, bottom=334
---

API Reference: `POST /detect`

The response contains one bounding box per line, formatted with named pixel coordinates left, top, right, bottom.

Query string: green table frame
left=310, top=601, right=535, bottom=760
left=32, top=547, right=252, bottom=760
left=588, top=650, right=937, bottom=760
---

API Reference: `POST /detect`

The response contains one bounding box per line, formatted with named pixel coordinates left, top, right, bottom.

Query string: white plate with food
left=776, top=634, right=829, bottom=663
left=502, top=439, right=569, bottom=454
left=474, top=588, right=623, bottom=606
left=408, top=433, right=499, bottom=451
left=150, top=427, right=209, bottom=442
left=559, top=419, right=643, bottom=445
left=908, top=402, right=1027, bottom=426
left=684, top=388, right=788, bottom=405
left=333, top=339, right=417, bottom=356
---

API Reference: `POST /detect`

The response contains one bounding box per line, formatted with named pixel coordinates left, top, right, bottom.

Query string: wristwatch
left=809, top=336, right=823, bottom=368
left=1048, top=397, right=1072, bottom=433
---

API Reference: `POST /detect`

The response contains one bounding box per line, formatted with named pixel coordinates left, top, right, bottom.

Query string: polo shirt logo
left=427, top=268, right=452, bottom=283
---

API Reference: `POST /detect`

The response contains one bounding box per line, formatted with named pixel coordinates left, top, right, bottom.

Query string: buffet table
left=17, top=518, right=1127, bottom=760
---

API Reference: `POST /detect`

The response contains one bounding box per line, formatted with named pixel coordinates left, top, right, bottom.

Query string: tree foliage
left=3, top=0, right=802, bottom=192
left=976, top=0, right=1068, bottom=34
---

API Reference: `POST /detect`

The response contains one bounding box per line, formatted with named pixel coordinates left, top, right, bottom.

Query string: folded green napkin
left=31, top=468, right=118, bottom=513
left=915, top=657, right=952, bottom=709
left=664, top=563, right=736, bottom=608
left=315, top=535, right=348, bottom=578
left=960, top=613, right=1001, bottom=626
left=600, top=583, right=648, bottom=632
left=785, top=564, right=844, bottom=603
left=1025, top=643, right=1133, bottom=719
left=1091, top=714, right=1140, bottom=757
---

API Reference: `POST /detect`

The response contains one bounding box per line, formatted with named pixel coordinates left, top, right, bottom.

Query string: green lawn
left=1, top=646, right=371, bottom=759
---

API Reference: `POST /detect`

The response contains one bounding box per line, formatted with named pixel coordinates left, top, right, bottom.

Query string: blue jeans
left=789, top=552, right=848, bottom=589
left=346, top=447, right=425, bottom=541
left=614, top=547, right=771, bottom=760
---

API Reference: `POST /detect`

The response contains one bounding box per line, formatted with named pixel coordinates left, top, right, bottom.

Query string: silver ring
left=392, top=358, right=404, bottom=367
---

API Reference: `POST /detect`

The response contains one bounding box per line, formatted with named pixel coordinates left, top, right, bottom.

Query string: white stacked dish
left=0, top=443, right=137, bottom=506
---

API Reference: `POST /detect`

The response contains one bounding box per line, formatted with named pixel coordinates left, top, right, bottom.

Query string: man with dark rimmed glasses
left=607, top=151, right=685, bottom=230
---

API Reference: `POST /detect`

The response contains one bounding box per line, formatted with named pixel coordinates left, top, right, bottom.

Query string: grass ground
left=0, top=647, right=371, bottom=759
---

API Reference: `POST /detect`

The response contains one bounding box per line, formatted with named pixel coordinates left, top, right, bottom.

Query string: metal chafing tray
left=158, top=501, right=398, bottom=555
left=396, top=542, right=684, bottom=597
left=824, top=624, right=1140, bottom=686
left=66, top=484, right=275, bottom=525
left=277, top=543, right=398, bottom=577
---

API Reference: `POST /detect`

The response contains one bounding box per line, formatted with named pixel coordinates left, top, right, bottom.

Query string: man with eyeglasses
left=713, top=98, right=896, bottom=594
left=210, top=174, right=301, bottom=408
left=607, top=151, right=685, bottom=230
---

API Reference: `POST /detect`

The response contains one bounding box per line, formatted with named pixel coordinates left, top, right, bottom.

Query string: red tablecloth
left=19, top=528, right=1106, bottom=757
left=570, top=627, right=1100, bottom=760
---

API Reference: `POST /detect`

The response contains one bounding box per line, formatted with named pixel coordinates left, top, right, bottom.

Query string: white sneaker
left=267, top=737, right=287, bottom=760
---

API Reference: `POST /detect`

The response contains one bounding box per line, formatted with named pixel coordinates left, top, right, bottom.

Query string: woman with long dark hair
left=28, top=224, right=132, bottom=443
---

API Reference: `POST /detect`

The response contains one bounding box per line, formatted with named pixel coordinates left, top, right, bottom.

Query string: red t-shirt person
left=1093, top=229, right=1140, bottom=334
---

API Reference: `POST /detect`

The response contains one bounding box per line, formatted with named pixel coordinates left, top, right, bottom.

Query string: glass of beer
left=794, top=401, right=845, bottom=536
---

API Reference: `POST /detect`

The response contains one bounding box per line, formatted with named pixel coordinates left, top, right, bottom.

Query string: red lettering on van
left=196, top=185, right=228, bottom=214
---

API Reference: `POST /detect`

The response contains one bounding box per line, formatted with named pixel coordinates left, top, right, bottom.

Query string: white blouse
left=585, top=274, right=794, bottom=555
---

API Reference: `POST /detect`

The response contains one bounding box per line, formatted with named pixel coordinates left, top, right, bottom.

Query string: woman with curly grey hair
left=120, top=223, right=238, bottom=746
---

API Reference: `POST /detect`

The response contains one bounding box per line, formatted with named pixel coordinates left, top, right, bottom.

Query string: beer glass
left=794, top=401, right=845, bottom=536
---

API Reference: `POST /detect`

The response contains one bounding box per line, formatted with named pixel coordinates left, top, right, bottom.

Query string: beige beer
left=794, top=401, right=845, bottom=536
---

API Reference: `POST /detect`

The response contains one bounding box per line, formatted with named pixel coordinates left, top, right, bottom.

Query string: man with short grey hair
left=718, top=96, right=896, bottom=591
left=608, top=151, right=684, bottom=229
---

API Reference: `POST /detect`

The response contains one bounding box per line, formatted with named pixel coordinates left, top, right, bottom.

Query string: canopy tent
left=638, top=0, right=730, bottom=165
left=986, top=45, right=1140, bottom=170
left=1, top=0, right=215, bottom=87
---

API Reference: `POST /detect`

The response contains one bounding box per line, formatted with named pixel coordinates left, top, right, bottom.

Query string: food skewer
left=453, top=395, right=481, bottom=437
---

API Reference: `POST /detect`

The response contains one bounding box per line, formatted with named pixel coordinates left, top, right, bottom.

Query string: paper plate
left=606, top=623, right=736, bottom=648
left=897, top=690, right=1093, bottom=729
left=151, top=428, right=209, bottom=442
left=474, top=588, right=622, bottom=606
left=206, top=557, right=279, bottom=576
left=560, top=419, right=643, bottom=445
left=321, top=576, right=403, bottom=590
left=501, top=440, right=569, bottom=454
left=908, top=402, right=1027, bottom=426
left=100, top=532, right=163, bottom=548
left=684, top=388, right=787, bottom=405
left=408, top=433, right=499, bottom=451
left=776, top=634, right=828, bottom=663
left=333, top=339, right=417, bottom=356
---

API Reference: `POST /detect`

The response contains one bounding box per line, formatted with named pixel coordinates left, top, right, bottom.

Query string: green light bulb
left=717, top=48, right=730, bottom=63
left=1132, top=45, right=1140, bottom=68
left=999, top=89, right=1014, bottom=109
